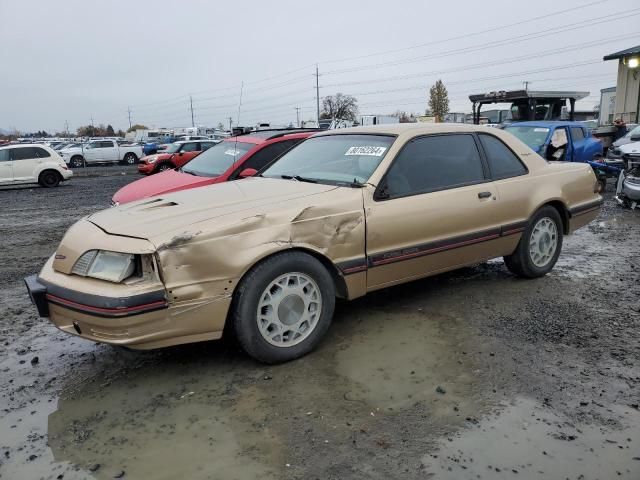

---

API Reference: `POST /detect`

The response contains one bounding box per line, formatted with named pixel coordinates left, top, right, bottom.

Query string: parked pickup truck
left=60, top=140, right=143, bottom=168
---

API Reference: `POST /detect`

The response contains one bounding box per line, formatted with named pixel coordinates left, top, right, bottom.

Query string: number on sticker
left=345, top=146, right=387, bottom=156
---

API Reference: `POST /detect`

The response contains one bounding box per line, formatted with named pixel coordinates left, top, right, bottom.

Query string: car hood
left=91, top=177, right=339, bottom=242
left=619, top=141, right=640, bottom=154
left=612, top=137, right=631, bottom=147
left=59, top=147, right=82, bottom=155
left=142, top=153, right=173, bottom=162
left=112, top=169, right=215, bottom=204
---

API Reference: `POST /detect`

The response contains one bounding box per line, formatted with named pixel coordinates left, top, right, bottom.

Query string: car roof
left=223, top=129, right=318, bottom=145
left=504, top=121, right=587, bottom=128
left=312, top=123, right=514, bottom=137
left=0, top=143, right=47, bottom=149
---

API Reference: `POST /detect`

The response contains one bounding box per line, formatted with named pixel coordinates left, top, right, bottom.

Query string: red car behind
left=112, top=130, right=314, bottom=205
left=137, top=140, right=218, bottom=175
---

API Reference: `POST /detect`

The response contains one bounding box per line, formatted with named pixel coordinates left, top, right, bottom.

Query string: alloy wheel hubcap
left=256, top=272, right=322, bottom=347
left=529, top=217, right=558, bottom=267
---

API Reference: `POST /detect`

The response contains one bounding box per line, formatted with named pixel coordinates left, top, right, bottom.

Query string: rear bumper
left=61, top=170, right=73, bottom=180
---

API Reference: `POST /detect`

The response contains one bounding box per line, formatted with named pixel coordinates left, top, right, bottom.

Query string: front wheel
left=156, top=162, right=173, bottom=173
left=504, top=206, right=563, bottom=278
left=231, top=252, right=335, bottom=364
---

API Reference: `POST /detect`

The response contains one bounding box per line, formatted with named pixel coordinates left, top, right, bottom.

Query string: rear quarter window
left=10, top=147, right=39, bottom=160
left=34, top=147, right=51, bottom=158
left=478, top=134, right=527, bottom=179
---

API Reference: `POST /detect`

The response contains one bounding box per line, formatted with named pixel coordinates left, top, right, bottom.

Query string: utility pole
left=523, top=81, right=530, bottom=91
left=189, top=96, right=195, bottom=127
left=315, top=64, right=320, bottom=125
left=90, top=115, right=94, bottom=137
left=295, top=107, right=301, bottom=128
left=127, top=106, right=132, bottom=129
left=228, top=117, right=233, bottom=131
left=64, top=120, right=69, bottom=138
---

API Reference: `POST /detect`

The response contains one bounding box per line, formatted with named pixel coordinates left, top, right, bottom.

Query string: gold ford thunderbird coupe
left=26, top=124, right=601, bottom=363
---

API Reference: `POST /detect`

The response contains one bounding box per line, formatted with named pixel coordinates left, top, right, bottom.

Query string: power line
left=322, top=30, right=637, bottom=89
left=318, top=0, right=610, bottom=65
left=124, top=0, right=614, bottom=114
left=323, top=8, right=640, bottom=76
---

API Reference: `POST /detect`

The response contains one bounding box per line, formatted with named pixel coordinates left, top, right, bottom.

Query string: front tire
left=156, top=162, right=173, bottom=173
left=231, top=252, right=335, bottom=364
left=504, top=206, right=563, bottom=278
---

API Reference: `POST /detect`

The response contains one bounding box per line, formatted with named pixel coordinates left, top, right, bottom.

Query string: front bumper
left=138, top=162, right=154, bottom=174
left=24, top=273, right=230, bottom=349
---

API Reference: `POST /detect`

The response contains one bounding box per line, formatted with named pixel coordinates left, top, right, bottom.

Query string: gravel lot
left=0, top=175, right=639, bottom=480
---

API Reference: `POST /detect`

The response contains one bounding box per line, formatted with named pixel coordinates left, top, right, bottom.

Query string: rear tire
left=39, top=170, right=61, bottom=188
left=231, top=251, right=335, bottom=364
left=70, top=156, right=84, bottom=168
left=504, top=206, right=563, bottom=278
left=123, top=153, right=138, bottom=165
left=597, top=177, right=607, bottom=193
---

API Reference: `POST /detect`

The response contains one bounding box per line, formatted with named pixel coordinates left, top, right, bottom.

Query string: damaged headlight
left=147, top=155, right=158, bottom=164
left=71, top=250, right=136, bottom=283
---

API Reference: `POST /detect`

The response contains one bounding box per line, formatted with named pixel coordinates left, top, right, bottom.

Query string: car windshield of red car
left=181, top=141, right=254, bottom=177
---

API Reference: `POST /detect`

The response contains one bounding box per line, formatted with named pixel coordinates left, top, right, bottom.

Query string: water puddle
left=423, top=397, right=640, bottom=479
left=1, top=293, right=487, bottom=479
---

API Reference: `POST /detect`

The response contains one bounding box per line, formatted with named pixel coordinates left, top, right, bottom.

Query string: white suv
left=0, top=144, right=73, bottom=187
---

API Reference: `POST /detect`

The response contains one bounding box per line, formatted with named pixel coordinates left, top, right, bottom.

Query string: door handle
left=478, top=191, right=492, bottom=199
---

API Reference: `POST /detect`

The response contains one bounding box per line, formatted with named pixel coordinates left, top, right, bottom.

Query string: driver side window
left=383, top=134, right=486, bottom=199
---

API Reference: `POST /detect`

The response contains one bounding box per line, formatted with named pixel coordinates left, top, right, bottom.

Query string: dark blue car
left=504, top=121, right=603, bottom=163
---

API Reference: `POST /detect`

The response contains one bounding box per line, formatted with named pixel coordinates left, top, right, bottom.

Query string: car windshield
left=504, top=126, right=550, bottom=150
left=262, top=134, right=395, bottom=185
left=164, top=143, right=182, bottom=153
left=181, top=141, right=254, bottom=177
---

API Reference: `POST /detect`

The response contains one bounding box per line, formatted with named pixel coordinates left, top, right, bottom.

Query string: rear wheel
left=39, top=170, right=61, bottom=188
left=504, top=206, right=563, bottom=278
left=69, top=156, right=84, bottom=168
left=597, top=176, right=607, bottom=193
left=231, top=251, right=335, bottom=364
left=123, top=153, right=138, bottom=165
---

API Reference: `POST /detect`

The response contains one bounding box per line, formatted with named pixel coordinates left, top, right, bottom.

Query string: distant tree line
left=76, top=124, right=126, bottom=137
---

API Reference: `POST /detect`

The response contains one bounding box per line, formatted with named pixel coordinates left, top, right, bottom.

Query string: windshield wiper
left=180, top=168, right=198, bottom=176
left=280, top=174, right=318, bottom=184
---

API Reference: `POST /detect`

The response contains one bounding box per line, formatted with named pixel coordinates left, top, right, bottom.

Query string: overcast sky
left=1, top=0, right=639, bottom=133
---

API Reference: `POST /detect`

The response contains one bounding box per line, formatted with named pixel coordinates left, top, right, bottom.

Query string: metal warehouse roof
left=603, top=45, right=640, bottom=61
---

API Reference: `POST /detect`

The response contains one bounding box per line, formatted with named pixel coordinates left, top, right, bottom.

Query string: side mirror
left=178, top=152, right=183, bottom=156
left=238, top=168, right=257, bottom=178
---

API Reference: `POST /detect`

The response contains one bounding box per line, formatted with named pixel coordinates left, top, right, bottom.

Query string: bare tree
left=321, top=93, right=358, bottom=121
left=428, top=80, right=449, bottom=122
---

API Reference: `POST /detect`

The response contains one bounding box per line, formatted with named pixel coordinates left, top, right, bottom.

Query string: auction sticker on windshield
left=224, top=148, right=241, bottom=156
left=345, top=146, right=387, bottom=156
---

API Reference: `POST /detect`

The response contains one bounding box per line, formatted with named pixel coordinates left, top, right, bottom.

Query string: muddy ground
left=0, top=175, right=638, bottom=480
